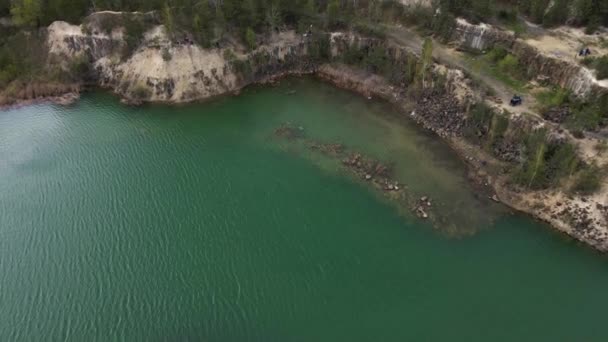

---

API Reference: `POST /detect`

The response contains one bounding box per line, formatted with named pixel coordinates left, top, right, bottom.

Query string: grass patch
left=464, top=47, right=528, bottom=93
left=536, top=87, right=569, bottom=109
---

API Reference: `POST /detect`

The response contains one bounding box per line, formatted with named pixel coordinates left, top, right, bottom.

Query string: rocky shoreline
left=3, top=63, right=606, bottom=251
left=315, top=63, right=608, bottom=252
left=1, top=12, right=606, bottom=252
left=0, top=85, right=81, bottom=111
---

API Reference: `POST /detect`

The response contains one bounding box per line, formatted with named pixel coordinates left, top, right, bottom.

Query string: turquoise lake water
left=1, top=78, right=607, bottom=341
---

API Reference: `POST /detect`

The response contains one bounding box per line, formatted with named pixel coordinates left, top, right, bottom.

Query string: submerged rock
left=274, top=123, right=304, bottom=140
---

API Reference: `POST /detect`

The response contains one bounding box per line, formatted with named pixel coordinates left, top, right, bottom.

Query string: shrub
left=571, top=164, right=603, bottom=195
left=497, top=54, right=519, bottom=75
left=431, top=10, right=456, bottom=43
left=307, top=33, right=330, bottom=62
left=81, top=24, right=92, bottom=36
left=537, top=87, right=570, bottom=109
left=487, top=47, right=508, bottom=63
left=365, top=45, right=388, bottom=74
left=326, top=0, right=341, bottom=29
left=545, top=142, right=579, bottom=185
left=497, top=9, right=517, bottom=23
left=68, top=54, right=92, bottom=81
left=566, top=104, right=602, bottom=133
left=582, top=56, right=608, bottom=80
left=463, top=103, right=495, bottom=144
left=0, top=58, right=19, bottom=87
left=594, top=56, right=608, bottom=80
left=487, top=111, right=510, bottom=148
left=353, top=22, right=386, bottom=39
left=226, top=50, right=252, bottom=79
left=512, top=128, right=550, bottom=189
left=122, top=14, right=146, bottom=60
left=400, top=4, right=434, bottom=28
left=245, top=27, right=256, bottom=51
left=161, top=48, right=172, bottom=62
left=223, top=49, right=237, bottom=61
left=543, top=0, right=569, bottom=27
left=342, top=38, right=365, bottom=65
left=595, top=140, right=608, bottom=154
left=96, top=14, right=123, bottom=36
left=131, top=84, right=151, bottom=100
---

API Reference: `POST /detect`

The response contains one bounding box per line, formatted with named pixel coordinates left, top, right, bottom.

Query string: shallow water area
left=1, top=78, right=608, bottom=341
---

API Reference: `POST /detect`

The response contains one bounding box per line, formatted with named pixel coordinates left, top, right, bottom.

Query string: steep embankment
left=46, top=13, right=314, bottom=104
left=448, top=19, right=608, bottom=250
left=452, top=18, right=608, bottom=98
left=9, top=11, right=608, bottom=251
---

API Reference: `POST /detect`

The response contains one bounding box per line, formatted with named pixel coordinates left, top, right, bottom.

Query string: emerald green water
left=1, top=78, right=607, bottom=341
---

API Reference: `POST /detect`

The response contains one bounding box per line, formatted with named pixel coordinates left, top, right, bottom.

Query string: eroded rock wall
left=452, top=19, right=607, bottom=98
left=47, top=21, right=122, bottom=63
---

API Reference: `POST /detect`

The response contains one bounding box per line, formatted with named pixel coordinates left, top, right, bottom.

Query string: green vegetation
left=162, top=2, right=174, bottom=33
left=486, top=110, right=510, bottom=148
left=595, top=140, right=608, bottom=155
left=122, top=14, right=150, bottom=60
left=131, top=83, right=152, bottom=100
left=536, top=87, right=607, bottom=133
left=465, top=46, right=527, bottom=92
left=463, top=103, right=509, bottom=149
left=515, top=128, right=550, bottom=189
left=462, top=101, right=594, bottom=192
left=0, top=28, right=73, bottom=90
left=512, top=129, right=583, bottom=190
left=581, top=56, right=608, bottom=80
left=496, top=8, right=525, bottom=36
left=352, top=22, right=386, bottom=39
left=435, top=0, right=608, bottom=33
left=536, top=87, right=570, bottom=109
left=418, top=38, right=433, bottom=88
left=10, top=0, right=42, bottom=27
left=161, top=48, right=172, bottom=62
left=571, top=163, right=603, bottom=194
left=245, top=27, right=256, bottom=51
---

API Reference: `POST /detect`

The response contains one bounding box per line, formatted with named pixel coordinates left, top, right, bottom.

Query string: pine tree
left=245, top=27, right=256, bottom=50
left=11, top=0, right=42, bottom=27
left=417, top=38, right=433, bottom=88
left=163, top=2, right=174, bottom=34
left=326, top=0, right=339, bottom=29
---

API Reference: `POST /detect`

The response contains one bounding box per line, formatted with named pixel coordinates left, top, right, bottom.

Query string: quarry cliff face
left=47, top=21, right=120, bottom=62
left=46, top=12, right=319, bottom=103
left=46, top=17, right=401, bottom=104
left=452, top=19, right=608, bottom=98
left=42, top=14, right=608, bottom=252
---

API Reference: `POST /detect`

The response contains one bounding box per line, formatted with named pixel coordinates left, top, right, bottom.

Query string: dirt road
left=387, top=25, right=539, bottom=116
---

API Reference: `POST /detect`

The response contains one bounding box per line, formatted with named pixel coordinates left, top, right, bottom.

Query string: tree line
left=438, top=0, right=608, bottom=33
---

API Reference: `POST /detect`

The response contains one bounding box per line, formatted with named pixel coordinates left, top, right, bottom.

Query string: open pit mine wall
left=452, top=19, right=608, bottom=99
left=47, top=18, right=424, bottom=105
left=47, top=20, right=477, bottom=144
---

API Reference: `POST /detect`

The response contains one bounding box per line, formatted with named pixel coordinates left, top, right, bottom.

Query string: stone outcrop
left=452, top=18, right=608, bottom=98
left=47, top=20, right=121, bottom=63
left=47, top=14, right=318, bottom=104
